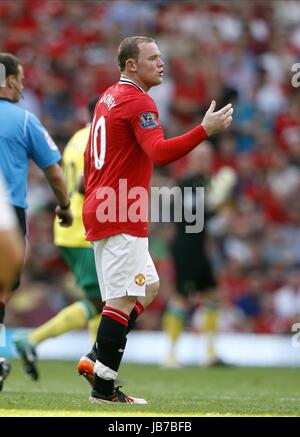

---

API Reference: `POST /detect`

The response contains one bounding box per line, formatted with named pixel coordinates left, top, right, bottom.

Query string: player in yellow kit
left=14, top=96, right=103, bottom=381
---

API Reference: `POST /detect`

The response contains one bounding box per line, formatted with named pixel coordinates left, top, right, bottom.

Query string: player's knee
left=106, top=295, right=137, bottom=315
left=167, top=291, right=188, bottom=309
left=146, top=280, right=160, bottom=302
left=204, top=288, right=220, bottom=305
left=10, top=274, right=21, bottom=291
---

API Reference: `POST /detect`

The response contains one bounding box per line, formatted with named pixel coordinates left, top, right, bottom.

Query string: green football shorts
left=59, top=246, right=100, bottom=298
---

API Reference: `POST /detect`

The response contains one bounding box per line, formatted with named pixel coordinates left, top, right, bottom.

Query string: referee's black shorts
left=11, top=207, right=27, bottom=290
left=172, top=241, right=217, bottom=297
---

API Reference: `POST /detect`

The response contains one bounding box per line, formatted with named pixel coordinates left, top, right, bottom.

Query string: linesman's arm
left=43, top=164, right=73, bottom=227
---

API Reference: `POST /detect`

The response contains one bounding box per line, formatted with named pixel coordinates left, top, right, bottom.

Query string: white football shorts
left=93, top=233, right=159, bottom=301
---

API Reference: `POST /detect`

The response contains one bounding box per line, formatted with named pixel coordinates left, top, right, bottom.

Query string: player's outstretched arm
left=138, top=101, right=234, bottom=166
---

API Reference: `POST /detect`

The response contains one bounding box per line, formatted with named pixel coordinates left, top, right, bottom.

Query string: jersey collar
left=119, top=77, right=146, bottom=94
left=0, top=97, right=14, bottom=103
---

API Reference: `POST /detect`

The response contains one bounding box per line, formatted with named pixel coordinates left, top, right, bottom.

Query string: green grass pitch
left=0, top=360, right=299, bottom=416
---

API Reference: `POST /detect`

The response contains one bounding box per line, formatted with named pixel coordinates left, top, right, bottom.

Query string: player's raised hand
left=201, top=101, right=234, bottom=136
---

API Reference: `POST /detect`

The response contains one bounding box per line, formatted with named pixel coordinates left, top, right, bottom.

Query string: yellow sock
left=163, top=307, right=186, bottom=357
left=29, top=302, right=91, bottom=346
left=88, top=314, right=102, bottom=344
left=202, top=305, right=219, bottom=362
left=163, top=313, right=185, bottom=343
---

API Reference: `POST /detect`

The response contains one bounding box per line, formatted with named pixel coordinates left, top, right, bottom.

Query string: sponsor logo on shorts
left=135, top=273, right=145, bottom=286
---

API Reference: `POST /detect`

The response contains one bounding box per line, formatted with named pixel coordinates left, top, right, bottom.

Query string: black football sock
left=0, top=301, right=5, bottom=352
left=91, top=342, right=97, bottom=355
left=0, top=301, right=5, bottom=324
left=94, top=306, right=129, bottom=397
left=90, top=301, right=144, bottom=357
left=127, top=301, right=144, bottom=333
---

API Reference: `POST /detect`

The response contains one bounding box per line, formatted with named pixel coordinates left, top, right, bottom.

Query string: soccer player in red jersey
left=81, top=36, right=233, bottom=404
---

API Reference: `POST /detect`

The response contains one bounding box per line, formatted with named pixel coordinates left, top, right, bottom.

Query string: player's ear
left=126, top=58, right=137, bottom=73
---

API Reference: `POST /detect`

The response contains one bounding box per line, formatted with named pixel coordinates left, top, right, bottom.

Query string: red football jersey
left=83, top=78, right=208, bottom=241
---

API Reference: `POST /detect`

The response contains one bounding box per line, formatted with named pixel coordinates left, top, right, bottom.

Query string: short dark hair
left=117, top=36, right=155, bottom=72
left=0, top=53, right=21, bottom=77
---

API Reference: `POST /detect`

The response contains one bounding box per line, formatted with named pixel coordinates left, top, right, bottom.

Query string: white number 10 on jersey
left=91, top=115, right=106, bottom=170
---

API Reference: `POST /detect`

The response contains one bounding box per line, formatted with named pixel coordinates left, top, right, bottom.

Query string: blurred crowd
left=1, top=0, right=300, bottom=334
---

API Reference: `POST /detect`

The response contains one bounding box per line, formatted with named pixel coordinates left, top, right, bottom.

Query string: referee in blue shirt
left=0, top=53, right=73, bottom=390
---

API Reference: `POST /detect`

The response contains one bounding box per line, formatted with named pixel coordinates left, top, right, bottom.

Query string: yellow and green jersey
left=54, top=126, right=91, bottom=248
